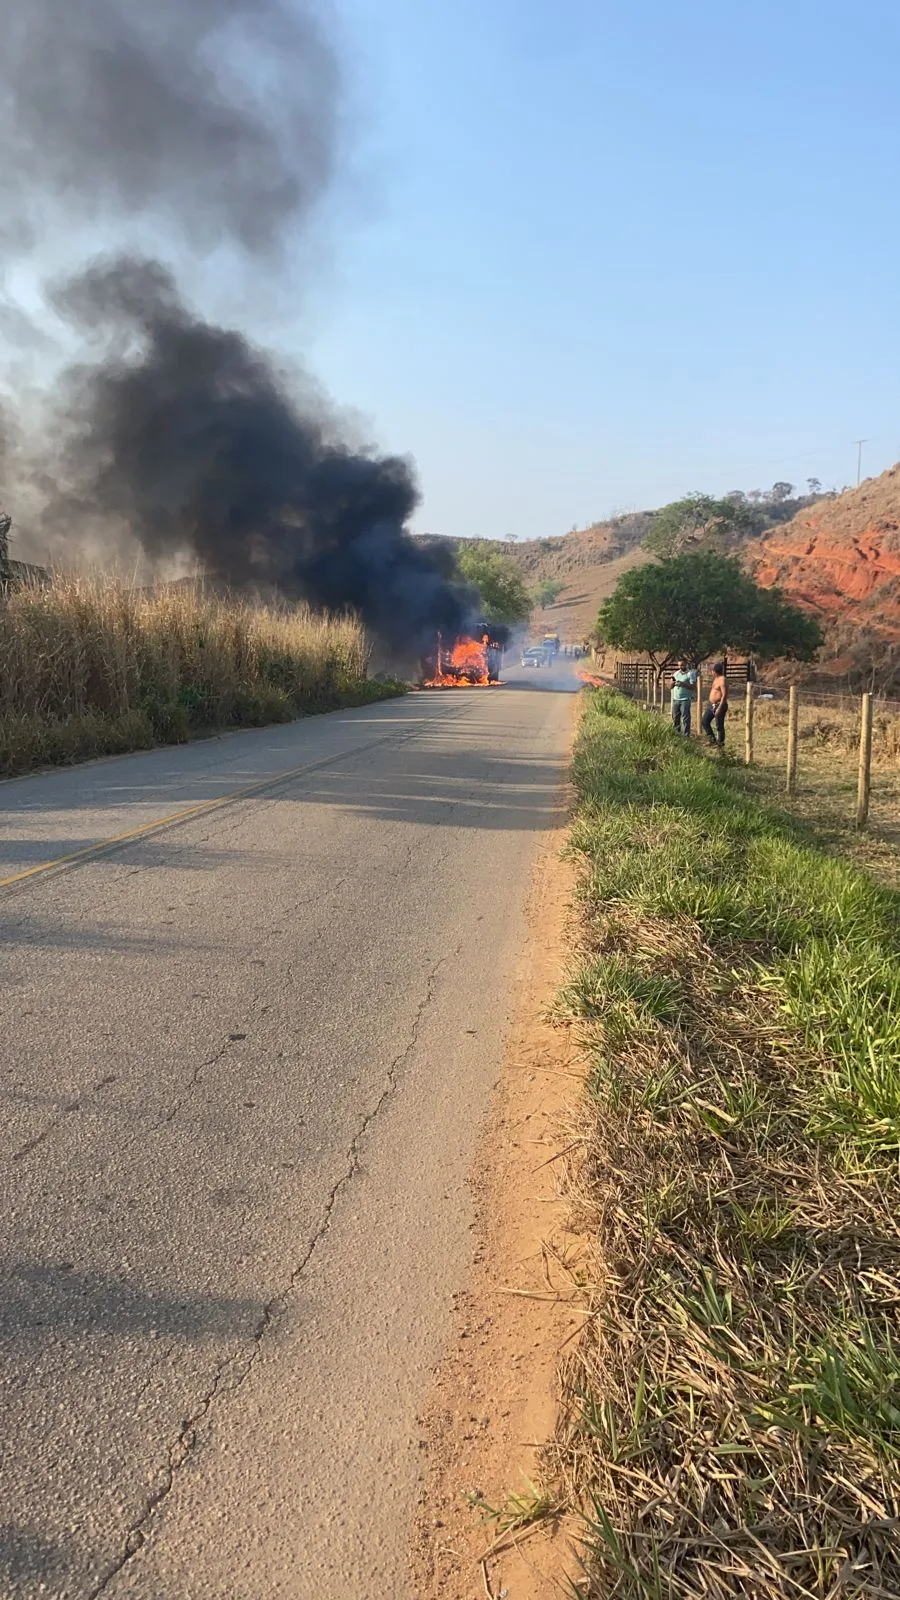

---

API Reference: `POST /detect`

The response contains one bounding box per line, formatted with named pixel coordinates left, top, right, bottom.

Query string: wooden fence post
left=786, top=685, right=798, bottom=794
left=856, top=692, right=873, bottom=830
left=744, top=681, right=754, bottom=765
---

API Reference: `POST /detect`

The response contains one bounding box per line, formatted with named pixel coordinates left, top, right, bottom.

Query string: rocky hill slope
left=748, top=466, right=900, bottom=688
left=750, top=466, right=900, bottom=639
left=500, top=470, right=900, bottom=685
left=507, top=512, right=651, bottom=580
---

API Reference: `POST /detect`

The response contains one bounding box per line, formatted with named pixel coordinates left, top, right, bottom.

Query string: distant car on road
left=521, top=646, right=545, bottom=668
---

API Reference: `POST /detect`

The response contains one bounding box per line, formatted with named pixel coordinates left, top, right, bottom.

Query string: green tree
left=743, top=583, right=825, bottom=661
left=598, top=551, right=823, bottom=675
left=533, top=578, right=565, bottom=610
left=455, top=543, right=531, bottom=625
left=643, top=493, right=753, bottom=557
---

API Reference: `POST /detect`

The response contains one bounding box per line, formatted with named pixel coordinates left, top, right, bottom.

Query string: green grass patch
left=551, top=689, right=900, bottom=1598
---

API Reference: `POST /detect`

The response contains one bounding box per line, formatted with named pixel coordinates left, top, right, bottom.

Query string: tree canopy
left=643, top=494, right=753, bottom=558
left=598, top=552, right=823, bottom=669
left=454, top=542, right=532, bottom=625
left=533, top=578, right=565, bottom=610
left=644, top=482, right=834, bottom=558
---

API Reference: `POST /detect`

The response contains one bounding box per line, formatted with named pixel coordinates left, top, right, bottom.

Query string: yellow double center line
left=0, top=728, right=413, bottom=894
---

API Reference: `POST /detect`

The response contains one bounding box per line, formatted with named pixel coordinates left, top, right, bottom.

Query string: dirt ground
left=411, top=797, right=584, bottom=1600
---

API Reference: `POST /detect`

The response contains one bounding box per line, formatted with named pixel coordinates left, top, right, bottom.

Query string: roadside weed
left=467, top=1479, right=561, bottom=1535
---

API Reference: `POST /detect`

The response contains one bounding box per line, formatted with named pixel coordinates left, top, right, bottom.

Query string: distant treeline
left=643, top=482, right=832, bottom=559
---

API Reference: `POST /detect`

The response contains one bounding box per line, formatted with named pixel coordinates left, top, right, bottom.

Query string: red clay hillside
left=751, top=464, right=900, bottom=643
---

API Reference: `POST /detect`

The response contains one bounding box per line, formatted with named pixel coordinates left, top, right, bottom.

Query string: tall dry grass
left=745, top=696, right=900, bottom=877
left=0, top=576, right=394, bottom=775
left=754, top=694, right=900, bottom=766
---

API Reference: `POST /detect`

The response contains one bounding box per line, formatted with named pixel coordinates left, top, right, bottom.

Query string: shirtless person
left=702, top=661, right=728, bottom=746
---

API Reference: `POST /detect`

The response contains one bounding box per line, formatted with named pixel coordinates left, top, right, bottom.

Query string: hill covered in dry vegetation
left=433, top=516, right=652, bottom=644
left=449, top=466, right=900, bottom=687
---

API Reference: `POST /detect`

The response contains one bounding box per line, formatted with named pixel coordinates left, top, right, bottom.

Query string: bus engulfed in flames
left=422, top=626, right=507, bottom=687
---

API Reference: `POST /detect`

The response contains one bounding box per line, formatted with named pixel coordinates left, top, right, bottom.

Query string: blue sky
left=300, top=0, right=900, bottom=539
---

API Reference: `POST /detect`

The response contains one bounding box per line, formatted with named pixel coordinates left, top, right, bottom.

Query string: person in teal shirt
left=670, top=658, right=698, bottom=735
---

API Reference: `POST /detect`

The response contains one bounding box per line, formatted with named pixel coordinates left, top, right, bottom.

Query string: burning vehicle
left=422, top=624, right=509, bottom=687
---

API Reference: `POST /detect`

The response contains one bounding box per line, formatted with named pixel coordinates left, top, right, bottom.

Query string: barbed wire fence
left=613, top=660, right=900, bottom=833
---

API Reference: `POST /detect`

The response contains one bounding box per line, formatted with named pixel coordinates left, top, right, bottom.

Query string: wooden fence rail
left=610, top=663, right=883, bottom=832
left=615, top=660, right=754, bottom=698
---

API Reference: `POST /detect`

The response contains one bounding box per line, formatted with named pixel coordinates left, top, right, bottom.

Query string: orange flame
left=423, top=632, right=500, bottom=688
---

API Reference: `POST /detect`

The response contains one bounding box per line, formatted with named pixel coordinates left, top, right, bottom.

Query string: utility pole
left=854, top=439, right=868, bottom=486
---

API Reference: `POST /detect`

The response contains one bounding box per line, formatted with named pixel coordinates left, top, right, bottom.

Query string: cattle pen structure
left=614, top=658, right=755, bottom=699
left=0, top=515, right=50, bottom=591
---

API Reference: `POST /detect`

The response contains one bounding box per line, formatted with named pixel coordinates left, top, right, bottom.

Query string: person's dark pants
left=672, top=698, right=691, bottom=735
left=702, top=702, right=728, bottom=745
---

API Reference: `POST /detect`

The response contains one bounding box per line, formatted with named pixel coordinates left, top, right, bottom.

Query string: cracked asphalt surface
left=0, top=672, right=575, bottom=1599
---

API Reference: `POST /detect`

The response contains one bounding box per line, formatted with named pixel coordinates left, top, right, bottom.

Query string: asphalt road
left=0, top=666, right=577, bottom=1600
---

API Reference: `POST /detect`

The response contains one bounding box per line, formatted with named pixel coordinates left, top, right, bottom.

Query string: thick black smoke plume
left=0, top=1, right=478, bottom=647
left=51, top=257, right=476, bottom=649
left=1, top=0, right=336, bottom=253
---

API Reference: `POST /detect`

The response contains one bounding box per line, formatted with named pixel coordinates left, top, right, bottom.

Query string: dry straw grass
left=754, top=697, right=900, bottom=768
left=549, top=692, right=900, bottom=1598
left=0, top=575, right=392, bottom=775
left=745, top=698, right=900, bottom=880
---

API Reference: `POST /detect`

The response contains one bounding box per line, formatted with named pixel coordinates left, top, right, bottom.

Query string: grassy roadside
left=553, top=690, right=900, bottom=1597
left=0, top=577, right=404, bottom=777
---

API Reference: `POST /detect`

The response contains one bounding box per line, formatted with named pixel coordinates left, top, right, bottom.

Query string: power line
left=853, top=439, right=868, bottom=486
